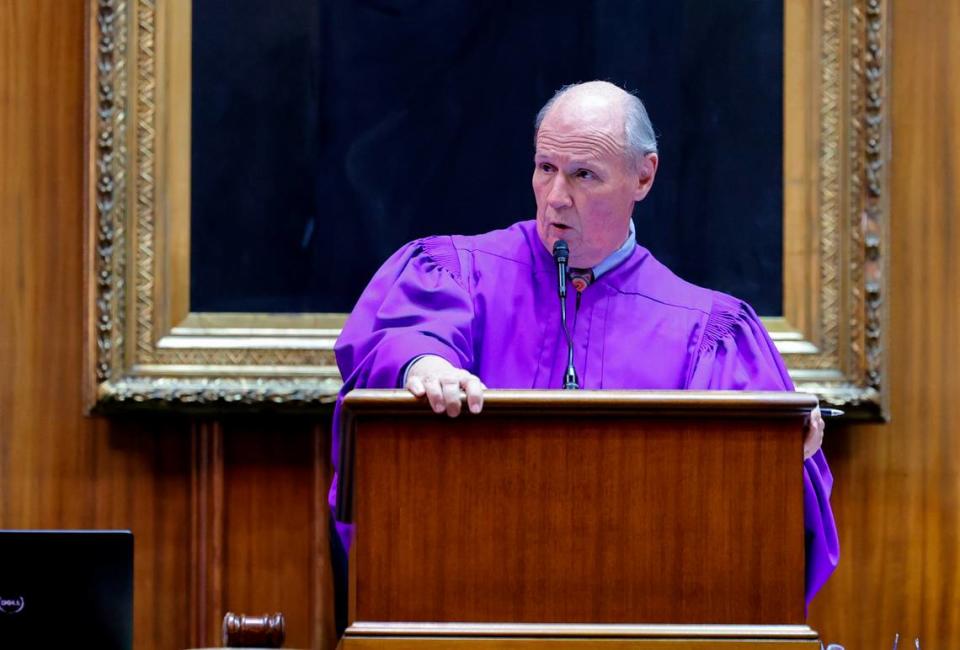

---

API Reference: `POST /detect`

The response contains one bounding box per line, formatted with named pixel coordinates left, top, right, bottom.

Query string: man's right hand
left=404, top=355, right=485, bottom=417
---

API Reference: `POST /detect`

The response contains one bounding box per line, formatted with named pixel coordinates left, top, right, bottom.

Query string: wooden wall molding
left=190, top=419, right=225, bottom=648
left=313, top=423, right=337, bottom=650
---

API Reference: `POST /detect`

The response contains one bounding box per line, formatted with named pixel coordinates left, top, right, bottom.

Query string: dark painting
left=191, top=0, right=783, bottom=315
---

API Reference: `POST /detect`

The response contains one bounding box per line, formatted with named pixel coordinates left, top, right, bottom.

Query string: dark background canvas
left=191, top=0, right=783, bottom=315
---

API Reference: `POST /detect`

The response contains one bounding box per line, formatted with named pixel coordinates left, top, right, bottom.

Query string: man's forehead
left=535, top=125, right=625, bottom=161
left=536, top=88, right=628, bottom=159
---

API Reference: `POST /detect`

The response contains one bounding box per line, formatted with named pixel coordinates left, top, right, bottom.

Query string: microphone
left=552, top=240, right=579, bottom=389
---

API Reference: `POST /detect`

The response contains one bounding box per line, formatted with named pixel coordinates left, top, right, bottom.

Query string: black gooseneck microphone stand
left=552, top=240, right=580, bottom=389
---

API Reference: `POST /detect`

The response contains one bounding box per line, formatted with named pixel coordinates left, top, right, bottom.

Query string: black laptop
left=0, top=530, right=133, bottom=650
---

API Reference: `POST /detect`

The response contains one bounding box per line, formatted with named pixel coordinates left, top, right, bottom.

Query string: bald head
left=546, top=81, right=632, bottom=120
left=534, top=81, right=658, bottom=164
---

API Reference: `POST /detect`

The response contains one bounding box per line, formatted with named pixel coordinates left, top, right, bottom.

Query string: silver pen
left=819, top=407, right=845, bottom=418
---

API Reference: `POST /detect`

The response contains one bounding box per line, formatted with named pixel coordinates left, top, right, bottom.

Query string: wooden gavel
left=221, top=612, right=285, bottom=648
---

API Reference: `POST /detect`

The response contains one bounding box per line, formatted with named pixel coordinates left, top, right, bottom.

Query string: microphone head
left=552, top=240, right=569, bottom=263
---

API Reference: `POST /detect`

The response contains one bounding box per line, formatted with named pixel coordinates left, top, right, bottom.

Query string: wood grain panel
left=806, top=1, right=960, bottom=647
left=782, top=0, right=820, bottom=340
left=351, top=409, right=805, bottom=625
left=0, top=2, right=193, bottom=650
left=219, top=417, right=334, bottom=650
left=191, top=420, right=225, bottom=647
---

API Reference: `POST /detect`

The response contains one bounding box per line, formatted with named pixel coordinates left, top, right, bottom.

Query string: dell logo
left=0, top=597, right=25, bottom=614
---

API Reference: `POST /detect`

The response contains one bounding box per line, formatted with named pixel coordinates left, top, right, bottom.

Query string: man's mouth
left=551, top=223, right=572, bottom=231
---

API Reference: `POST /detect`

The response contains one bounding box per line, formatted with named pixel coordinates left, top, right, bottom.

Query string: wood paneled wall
left=806, top=1, right=960, bottom=647
left=0, top=1, right=957, bottom=649
left=0, top=6, right=336, bottom=650
left=0, top=5, right=194, bottom=648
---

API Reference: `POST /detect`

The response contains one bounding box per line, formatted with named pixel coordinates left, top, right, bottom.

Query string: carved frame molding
left=83, top=0, right=889, bottom=416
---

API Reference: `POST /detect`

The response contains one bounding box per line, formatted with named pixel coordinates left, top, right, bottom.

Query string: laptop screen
left=0, top=530, right=133, bottom=650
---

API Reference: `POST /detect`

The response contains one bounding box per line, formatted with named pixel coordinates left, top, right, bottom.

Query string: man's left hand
left=803, top=406, right=825, bottom=460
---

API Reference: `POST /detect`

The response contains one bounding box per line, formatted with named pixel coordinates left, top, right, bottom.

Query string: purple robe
left=332, top=220, right=839, bottom=606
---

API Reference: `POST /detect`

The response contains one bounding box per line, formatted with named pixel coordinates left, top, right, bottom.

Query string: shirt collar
left=592, top=219, right=636, bottom=279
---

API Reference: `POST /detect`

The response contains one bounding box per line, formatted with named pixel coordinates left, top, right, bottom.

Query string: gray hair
left=533, top=82, right=658, bottom=163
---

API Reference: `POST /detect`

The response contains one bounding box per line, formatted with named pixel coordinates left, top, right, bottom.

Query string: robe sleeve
left=687, top=292, right=840, bottom=607
left=329, top=236, right=474, bottom=542
left=334, top=235, right=475, bottom=390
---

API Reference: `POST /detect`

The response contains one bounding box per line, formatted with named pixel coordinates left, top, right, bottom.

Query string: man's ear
left=634, top=153, right=658, bottom=202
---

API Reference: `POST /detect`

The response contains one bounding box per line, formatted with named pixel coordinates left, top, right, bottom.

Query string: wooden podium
left=335, top=389, right=821, bottom=649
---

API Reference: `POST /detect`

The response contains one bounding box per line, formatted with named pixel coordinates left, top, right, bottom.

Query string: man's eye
left=575, top=169, right=595, bottom=180
left=538, top=163, right=555, bottom=173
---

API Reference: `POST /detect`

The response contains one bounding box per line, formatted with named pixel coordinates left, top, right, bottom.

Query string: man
left=332, top=81, right=838, bottom=613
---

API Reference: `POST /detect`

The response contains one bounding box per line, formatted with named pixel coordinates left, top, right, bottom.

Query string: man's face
left=532, top=99, right=656, bottom=268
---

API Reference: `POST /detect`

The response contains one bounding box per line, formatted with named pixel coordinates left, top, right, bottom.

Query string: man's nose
left=546, top=175, right=573, bottom=210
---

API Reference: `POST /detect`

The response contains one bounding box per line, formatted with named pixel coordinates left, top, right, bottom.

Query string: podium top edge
left=342, top=389, right=818, bottom=416
left=346, top=622, right=819, bottom=639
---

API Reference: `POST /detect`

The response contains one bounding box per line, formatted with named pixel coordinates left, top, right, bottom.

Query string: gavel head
left=222, top=611, right=285, bottom=648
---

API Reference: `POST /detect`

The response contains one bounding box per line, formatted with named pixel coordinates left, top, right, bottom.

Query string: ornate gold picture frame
left=84, top=0, right=889, bottom=416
